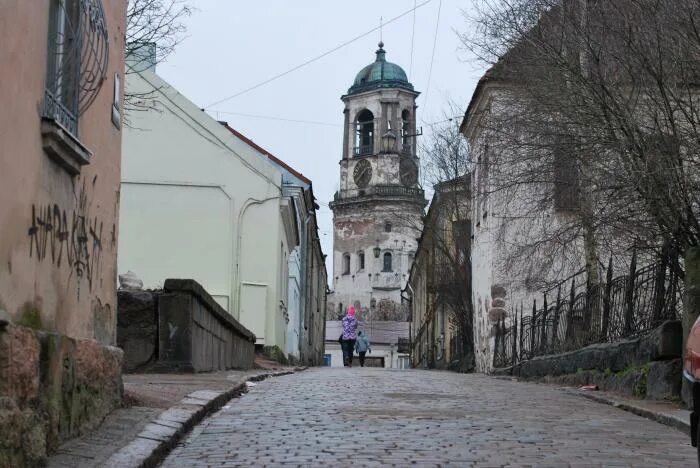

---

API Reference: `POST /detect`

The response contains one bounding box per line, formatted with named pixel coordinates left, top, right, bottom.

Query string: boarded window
left=383, top=252, right=393, bottom=272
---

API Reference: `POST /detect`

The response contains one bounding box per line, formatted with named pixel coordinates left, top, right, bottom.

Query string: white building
left=119, top=63, right=302, bottom=355
left=220, top=125, right=328, bottom=365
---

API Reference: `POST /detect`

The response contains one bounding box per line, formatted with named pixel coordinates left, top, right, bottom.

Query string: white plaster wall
left=466, top=86, right=585, bottom=372
left=286, top=248, right=301, bottom=358
left=120, top=69, right=289, bottom=349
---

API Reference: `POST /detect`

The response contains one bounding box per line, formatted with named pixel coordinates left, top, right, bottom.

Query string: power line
left=409, top=0, right=417, bottom=80
left=204, top=0, right=435, bottom=108
left=208, top=109, right=341, bottom=128
left=423, top=0, right=442, bottom=113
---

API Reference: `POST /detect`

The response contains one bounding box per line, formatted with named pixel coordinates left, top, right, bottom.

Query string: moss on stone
left=263, top=345, right=289, bottom=365
left=16, top=303, right=42, bottom=330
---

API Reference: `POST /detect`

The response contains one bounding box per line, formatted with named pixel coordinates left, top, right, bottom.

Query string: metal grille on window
left=43, top=0, right=109, bottom=137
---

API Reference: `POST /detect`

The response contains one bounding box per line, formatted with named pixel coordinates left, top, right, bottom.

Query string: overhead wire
left=409, top=0, right=417, bottom=80
left=204, top=0, right=435, bottom=108
left=422, top=0, right=442, bottom=115
left=207, top=109, right=342, bottom=127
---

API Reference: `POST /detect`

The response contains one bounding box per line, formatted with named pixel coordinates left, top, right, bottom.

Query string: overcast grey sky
left=157, top=0, right=486, bottom=279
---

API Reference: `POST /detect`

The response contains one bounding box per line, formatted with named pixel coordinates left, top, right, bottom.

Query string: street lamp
left=381, top=129, right=397, bottom=153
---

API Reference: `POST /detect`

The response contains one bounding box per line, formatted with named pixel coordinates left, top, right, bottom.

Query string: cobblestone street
left=160, top=368, right=694, bottom=467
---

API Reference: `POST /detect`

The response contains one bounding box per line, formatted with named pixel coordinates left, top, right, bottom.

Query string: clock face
left=353, top=159, right=372, bottom=188
left=399, top=158, right=418, bottom=186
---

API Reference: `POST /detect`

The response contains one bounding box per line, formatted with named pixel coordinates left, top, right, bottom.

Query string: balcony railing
left=354, top=144, right=373, bottom=156
left=42, top=89, right=78, bottom=137
left=333, top=185, right=425, bottom=201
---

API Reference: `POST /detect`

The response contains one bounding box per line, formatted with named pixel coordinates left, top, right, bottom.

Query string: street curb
left=561, top=388, right=690, bottom=435
left=103, top=369, right=300, bottom=468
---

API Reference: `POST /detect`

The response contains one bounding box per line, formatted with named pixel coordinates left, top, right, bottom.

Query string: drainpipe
left=235, top=196, right=280, bottom=319
left=299, top=209, right=314, bottom=361
left=404, top=282, right=415, bottom=344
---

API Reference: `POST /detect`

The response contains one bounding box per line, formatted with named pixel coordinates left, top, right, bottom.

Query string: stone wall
left=117, top=290, right=158, bottom=372
left=0, top=324, right=123, bottom=466
left=497, top=321, right=683, bottom=401
left=117, top=279, right=256, bottom=373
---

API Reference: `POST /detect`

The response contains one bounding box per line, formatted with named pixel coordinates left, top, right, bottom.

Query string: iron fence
left=493, top=251, right=683, bottom=368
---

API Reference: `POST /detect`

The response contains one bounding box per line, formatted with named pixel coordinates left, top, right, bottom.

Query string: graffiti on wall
left=27, top=178, right=103, bottom=294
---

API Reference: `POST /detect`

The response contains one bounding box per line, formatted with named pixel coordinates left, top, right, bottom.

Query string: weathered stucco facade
left=0, top=1, right=127, bottom=464
left=328, top=43, right=425, bottom=324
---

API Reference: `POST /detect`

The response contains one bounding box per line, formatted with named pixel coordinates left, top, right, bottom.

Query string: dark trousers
left=358, top=351, right=367, bottom=367
left=341, top=339, right=356, bottom=366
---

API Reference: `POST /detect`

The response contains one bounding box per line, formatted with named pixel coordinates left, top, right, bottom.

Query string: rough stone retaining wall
left=118, top=279, right=256, bottom=373
left=495, top=320, right=683, bottom=401
left=0, top=324, right=122, bottom=466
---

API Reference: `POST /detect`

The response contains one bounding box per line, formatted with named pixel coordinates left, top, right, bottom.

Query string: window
left=342, top=253, right=351, bottom=275
left=43, top=0, right=108, bottom=137
left=383, top=252, right=393, bottom=272
left=355, top=109, right=374, bottom=155
left=384, top=222, right=392, bottom=233
left=553, top=137, right=580, bottom=212
left=45, top=0, right=81, bottom=135
left=358, top=251, right=365, bottom=270
left=401, top=109, right=411, bottom=154
left=41, top=0, right=109, bottom=174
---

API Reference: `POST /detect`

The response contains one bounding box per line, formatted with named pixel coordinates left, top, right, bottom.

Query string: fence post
left=583, top=274, right=592, bottom=344
left=552, top=286, right=561, bottom=350
left=565, top=278, right=576, bottom=343
left=493, top=318, right=501, bottom=368
left=500, top=317, right=507, bottom=363
left=518, top=303, right=524, bottom=361
left=652, top=243, right=669, bottom=325
left=623, top=249, right=637, bottom=336
left=541, top=293, right=548, bottom=353
left=601, top=257, right=613, bottom=340
left=530, top=299, right=537, bottom=357
left=511, top=313, right=518, bottom=366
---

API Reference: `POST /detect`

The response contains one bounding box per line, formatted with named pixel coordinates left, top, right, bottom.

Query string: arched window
left=358, top=251, right=365, bottom=270
left=355, top=109, right=374, bottom=156
left=383, top=252, right=393, bottom=272
left=401, top=109, right=411, bottom=154
left=342, top=253, right=351, bottom=275
left=384, top=222, right=392, bottom=233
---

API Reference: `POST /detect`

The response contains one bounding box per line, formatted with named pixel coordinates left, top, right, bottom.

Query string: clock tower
left=328, top=42, right=426, bottom=323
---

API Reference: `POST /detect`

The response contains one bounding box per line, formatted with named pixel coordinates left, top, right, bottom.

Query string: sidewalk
left=493, top=375, right=690, bottom=435
left=47, top=359, right=303, bottom=468
left=561, top=387, right=690, bottom=435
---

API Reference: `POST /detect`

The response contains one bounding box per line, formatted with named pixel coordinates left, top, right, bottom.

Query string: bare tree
left=460, top=0, right=700, bottom=288
left=124, top=0, right=192, bottom=115
left=415, top=116, right=475, bottom=369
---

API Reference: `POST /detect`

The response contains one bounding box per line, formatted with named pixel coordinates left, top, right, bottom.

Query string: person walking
left=355, top=331, right=371, bottom=367
left=341, top=306, right=358, bottom=367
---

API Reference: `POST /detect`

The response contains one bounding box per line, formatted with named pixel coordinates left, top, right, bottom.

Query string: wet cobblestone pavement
left=161, top=368, right=695, bottom=467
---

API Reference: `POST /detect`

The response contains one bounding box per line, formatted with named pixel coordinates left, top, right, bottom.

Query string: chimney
left=127, top=42, right=157, bottom=73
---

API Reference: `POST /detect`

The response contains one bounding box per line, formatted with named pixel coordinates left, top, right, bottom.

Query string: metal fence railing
left=493, top=250, right=683, bottom=368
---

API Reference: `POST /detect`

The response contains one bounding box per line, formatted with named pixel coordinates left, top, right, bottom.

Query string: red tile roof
left=218, top=121, right=311, bottom=185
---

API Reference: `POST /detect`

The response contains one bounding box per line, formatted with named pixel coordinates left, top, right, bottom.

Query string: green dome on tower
left=347, top=42, right=414, bottom=95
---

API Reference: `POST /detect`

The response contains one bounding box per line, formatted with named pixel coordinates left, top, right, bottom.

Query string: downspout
left=404, top=282, right=415, bottom=362
left=235, top=196, right=280, bottom=320
left=299, top=212, right=313, bottom=361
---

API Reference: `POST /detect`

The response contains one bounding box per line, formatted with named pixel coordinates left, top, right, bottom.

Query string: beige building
left=0, top=1, right=126, bottom=464
left=407, top=177, right=472, bottom=371
left=119, top=61, right=325, bottom=359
